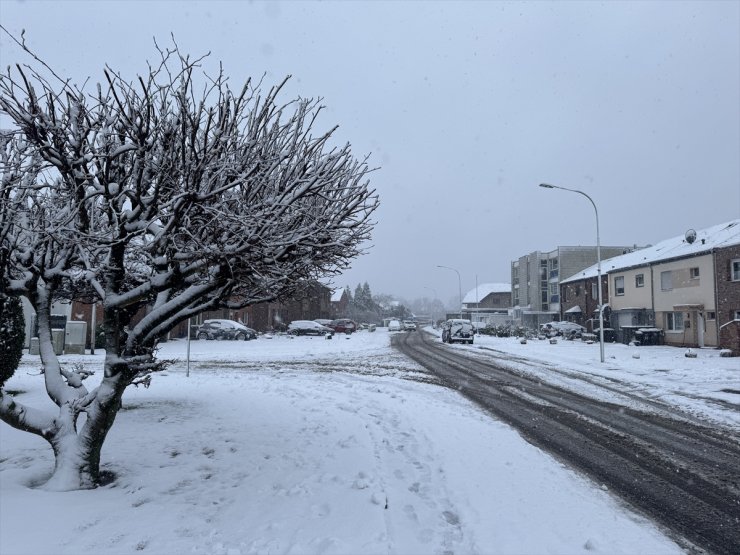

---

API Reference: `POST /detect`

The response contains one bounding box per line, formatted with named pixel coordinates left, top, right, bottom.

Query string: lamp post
left=424, top=286, right=438, bottom=325
left=437, top=265, right=462, bottom=320
left=539, top=183, right=605, bottom=363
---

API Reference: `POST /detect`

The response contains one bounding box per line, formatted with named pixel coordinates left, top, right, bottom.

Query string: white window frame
left=690, top=267, right=700, bottom=280
left=635, top=273, right=644, bottom=288
left=732, top=259, right=740, bottom=282
left=665, top=312, right=684, bottom=332
left=661, top=270, right=673, bottom=291
left=614, top=276, right=625, bottom=296
left=706, top=311, right=716, bottom=321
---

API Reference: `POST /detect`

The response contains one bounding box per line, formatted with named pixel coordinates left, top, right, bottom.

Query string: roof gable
left=463, top=283, right=511, bottom=303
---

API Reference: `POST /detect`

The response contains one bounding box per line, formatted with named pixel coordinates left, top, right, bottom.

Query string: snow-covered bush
left=0, top=295, right=25, bottom=387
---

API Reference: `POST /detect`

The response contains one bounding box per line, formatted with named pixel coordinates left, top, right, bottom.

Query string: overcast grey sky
left=1, top=0, right=738, bottom=304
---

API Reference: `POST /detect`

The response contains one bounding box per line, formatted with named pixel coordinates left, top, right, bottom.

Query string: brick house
left=559, top=269, right=610, bottom=332
left=330, top=288, right=350, bottom=319
left=714, top=243, right=740, bottom=355
left=165, top=280, right=332, bottom=337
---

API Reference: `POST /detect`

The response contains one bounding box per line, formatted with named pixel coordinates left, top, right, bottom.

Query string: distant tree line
left=342, top=282, right=411, bottom=323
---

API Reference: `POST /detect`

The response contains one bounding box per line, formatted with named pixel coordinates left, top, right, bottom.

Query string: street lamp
left=424, top=286, right=438, bottom=324
left=437, top=265, right=463, bottom=320
left=539, top=183, right=605, bottom=363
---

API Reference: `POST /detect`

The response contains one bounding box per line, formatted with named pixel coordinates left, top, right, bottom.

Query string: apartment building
left=511, top=245, right=635, bottom=327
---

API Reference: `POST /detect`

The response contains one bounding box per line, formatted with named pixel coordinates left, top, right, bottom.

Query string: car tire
left=235, top=332, right=246, bottom=341
left=197, top=332, right=209, bottom=340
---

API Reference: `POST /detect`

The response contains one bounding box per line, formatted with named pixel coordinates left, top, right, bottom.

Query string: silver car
left=441, top=319, right=474, bottom=344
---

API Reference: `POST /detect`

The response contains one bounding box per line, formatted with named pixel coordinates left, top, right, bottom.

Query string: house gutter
left=650, top=265, right=655, bottom=320
left=713, top=247, right=720, bottom=346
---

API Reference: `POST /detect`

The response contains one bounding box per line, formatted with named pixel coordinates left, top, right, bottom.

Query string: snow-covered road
left=4, top=329, right=733, bottom=554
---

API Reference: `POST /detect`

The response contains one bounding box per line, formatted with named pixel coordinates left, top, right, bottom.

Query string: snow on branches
left=0, top=35, right=378, bottom=489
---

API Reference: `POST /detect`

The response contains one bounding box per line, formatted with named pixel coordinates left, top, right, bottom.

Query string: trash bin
left=51, top=329, right=65, bottom=355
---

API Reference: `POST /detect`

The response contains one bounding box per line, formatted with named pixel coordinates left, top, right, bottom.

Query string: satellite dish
left=685, top=229, right=697, bottom=244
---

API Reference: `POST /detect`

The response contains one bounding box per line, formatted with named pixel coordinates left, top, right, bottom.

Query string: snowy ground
left=441, top=329, right=740, bottom=432
left=4, top=328, right=736, bottom=555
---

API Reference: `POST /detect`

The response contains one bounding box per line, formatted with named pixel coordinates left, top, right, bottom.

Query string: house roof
left=560, top=220, right=740, bottom=284
left=330, top=289, right=346, bottom=302
left=463, top=283, right=511, bottom=304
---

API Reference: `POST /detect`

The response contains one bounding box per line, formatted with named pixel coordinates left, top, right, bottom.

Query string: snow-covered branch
left=0, top=37, right=378, bottom=488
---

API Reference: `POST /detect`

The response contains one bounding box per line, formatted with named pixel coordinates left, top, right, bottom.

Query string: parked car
left=197, top=319, right=258, bottom=341
left=287, top=320, right=334, bottom=336
left=388, top=319, right=402, bottom=332
left=403, top=320, right=417, bottom=331
left=314, top=319, right=333, bottom=326
left=540, top=321, right=586, bottom=338
left=441, top=319, right=474, bottom=344
left=329, top=318, right=358, bottom=334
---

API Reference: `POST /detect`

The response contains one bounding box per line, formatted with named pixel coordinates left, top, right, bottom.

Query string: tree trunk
left=42, top=379, right=125, bottom=491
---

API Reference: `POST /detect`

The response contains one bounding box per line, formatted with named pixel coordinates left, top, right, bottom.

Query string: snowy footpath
left=1, top=329, right=718, bottom=555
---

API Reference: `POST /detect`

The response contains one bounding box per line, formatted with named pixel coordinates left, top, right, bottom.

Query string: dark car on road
left=328, top=319, right=358, bottom=334
left=287, top=320, right=334, bottom=336
left=441, top=319, right=474, bottom=344
left=197, top=319, right=258, bottom=341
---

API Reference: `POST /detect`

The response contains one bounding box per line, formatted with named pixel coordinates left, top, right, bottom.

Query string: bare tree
left=0, top=37, right=378, bottom=490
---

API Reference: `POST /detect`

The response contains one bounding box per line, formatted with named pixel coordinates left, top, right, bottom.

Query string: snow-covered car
left=329, top=319, right=358, bottom=334
left=388, top=319, right=402, bottom=332
left=441, top=319, right=474, bottom=344
left=197, top=319, right=258, bottom=341
left=288, top=320, right=334, bottom=336
left=403, top=320, right=417, bottom=331
left=540, top=321, right=586, bottom=337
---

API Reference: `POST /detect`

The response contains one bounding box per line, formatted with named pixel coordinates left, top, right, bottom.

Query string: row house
left=63, top=280, right=333, bottom=346
left=191, top=280, right=332, bottom=334
left=561, top=220, right=740, bottom=353
left=559, top=269, right=610, bottom=333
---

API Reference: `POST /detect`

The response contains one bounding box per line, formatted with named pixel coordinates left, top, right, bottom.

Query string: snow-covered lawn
left=1, top=329, right=714, bottom=555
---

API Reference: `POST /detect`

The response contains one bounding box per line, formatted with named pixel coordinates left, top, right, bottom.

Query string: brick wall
left=715, top=244, right=740, bottom=355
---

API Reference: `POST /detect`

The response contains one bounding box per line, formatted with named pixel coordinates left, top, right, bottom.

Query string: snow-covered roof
left=564, top=306, right=582, bottom=313
left=330, top=289, right=346, bottom=303
left=463, top=283, right=511, bottom=304
left=561, top=220, right=740, bottom=284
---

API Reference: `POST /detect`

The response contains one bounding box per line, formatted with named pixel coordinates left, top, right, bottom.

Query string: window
left=635, top=274, right=644, bottom=288
left=562, top=287, right=568, bottom=302
left=550, top=283, right=559, bottom=303
left=660, top=270, right=673, bottom=291
left=665, top=312, right=684, bottom=331
left=550, top=258, right=559, bottom=279
left=732, top=259, right=740, bottom=281
left=614, top=276, right=625, bottom=296
left=591, top=283, right=598, bottom=298
left=575, top=285, right=581, bottom=297
left=735, top=310, right=740, bottom=321
left=690, top=267, right=700, bottom=279
left=706, top=311, right=716, bottom=321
